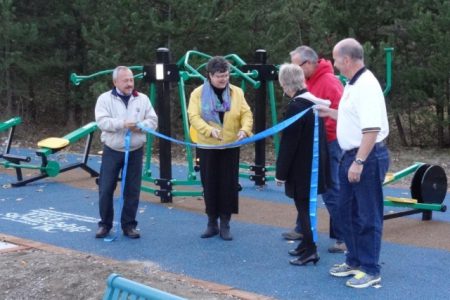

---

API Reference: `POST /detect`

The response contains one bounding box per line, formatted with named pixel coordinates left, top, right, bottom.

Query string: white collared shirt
left=337, top=69, right=389, bottom=150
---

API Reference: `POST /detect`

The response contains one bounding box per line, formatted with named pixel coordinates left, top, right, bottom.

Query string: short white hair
left=278, top=63, right=306, bottom=94
left=112, top=66, right=131, bottom=81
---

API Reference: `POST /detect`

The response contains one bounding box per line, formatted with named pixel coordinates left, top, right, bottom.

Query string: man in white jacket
left=95, top=66, right=158, bottom=239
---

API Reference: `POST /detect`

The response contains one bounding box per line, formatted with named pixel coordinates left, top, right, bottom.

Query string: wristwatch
left=354, top=158, right=365, bottom=165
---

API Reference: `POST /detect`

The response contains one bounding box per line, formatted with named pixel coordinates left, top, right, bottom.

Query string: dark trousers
left=340, top=143, right=389, bottom=276
left=294, top=195, right=315, bottom=250
left=197, top=147, right=240, bottom=216
left=98, top=145, right=143, bottom=230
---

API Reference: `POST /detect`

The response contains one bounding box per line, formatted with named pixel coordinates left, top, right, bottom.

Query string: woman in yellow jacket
left=188, top=56, right=253, bottom=241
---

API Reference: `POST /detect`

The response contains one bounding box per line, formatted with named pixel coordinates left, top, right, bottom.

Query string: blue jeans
left=340, top=142, right=389, bottom=276
left=295, top=140, right=343, bottom=242
left=322, top=140, right=344, bottom=242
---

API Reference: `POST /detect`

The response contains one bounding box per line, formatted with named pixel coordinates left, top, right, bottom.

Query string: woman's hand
left=236, top=130, right=247, bottom=141
left=210, top=128, right=222, bottom=140
left=275, top=178, right=285, bottom=186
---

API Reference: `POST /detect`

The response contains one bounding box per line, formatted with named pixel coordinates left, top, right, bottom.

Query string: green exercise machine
left=383, top=162, right=447, bottom=220
left=70, top=48, right=281, bottom=202
left=0, top=117, right=99, bottom=187
left=70, top=47, right=396, bottom=203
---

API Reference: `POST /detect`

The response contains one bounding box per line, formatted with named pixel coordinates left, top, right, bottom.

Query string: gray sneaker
left=281, top=230, right=303, bottom=240
left=346, top=271, right=381, bottom=288
left=329, top=263, right=359, bottom=277
left=328, top=241, right=347, bottom=253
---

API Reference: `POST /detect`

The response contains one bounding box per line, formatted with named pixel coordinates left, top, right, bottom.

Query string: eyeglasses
left=299, top=61, right=308, bottom=67
left=211, top=73, right=230, bottom=79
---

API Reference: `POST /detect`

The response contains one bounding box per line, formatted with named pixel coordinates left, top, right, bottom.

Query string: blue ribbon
left=104, top=130, right=131, bottom=242
left=137, top=106, right=319, bottom=241
left=309, top=113, right=319, bottom=242
left=137, top=108, right=312, bottom=149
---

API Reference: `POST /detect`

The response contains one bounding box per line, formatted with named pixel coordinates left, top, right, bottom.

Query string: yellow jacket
left=188, top=83, right=253, bottom=145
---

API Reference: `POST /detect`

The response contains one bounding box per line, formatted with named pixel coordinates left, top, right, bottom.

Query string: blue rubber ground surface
left=1, top=150, right=450, bottom=299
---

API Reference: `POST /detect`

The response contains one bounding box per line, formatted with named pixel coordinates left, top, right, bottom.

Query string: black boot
left=219, top=214, right=233, bottom=241
left=201, top=215, right=219, bottom=238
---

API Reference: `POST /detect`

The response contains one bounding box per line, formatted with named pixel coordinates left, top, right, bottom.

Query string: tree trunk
left=436, top=103, right=444, bottom=148
left=28, top=77, right=36, bottom=123
left=408, top=107, right=415, bottom=146
left=394, top=112, right=408, bottom=146
left=447, top=76, right=450, bottom=147
left=5, top=66, right=13, bottom=116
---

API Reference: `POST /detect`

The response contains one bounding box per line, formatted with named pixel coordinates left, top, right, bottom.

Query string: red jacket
left=306, top=59, right=343, bottom=142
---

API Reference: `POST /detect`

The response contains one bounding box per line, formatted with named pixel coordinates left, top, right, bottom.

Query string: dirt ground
left=0, top=146, right=449, bottom=299
left=0, top=243, right=241, bottom=300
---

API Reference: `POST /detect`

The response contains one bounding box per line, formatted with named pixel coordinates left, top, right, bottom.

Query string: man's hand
left=313, top=105, right=338, bottom=120
left=124, top=122, right=140, bottom=133
left=348, top=162, right=363, bottom=183
left=236, top=130, right=247, bottom=141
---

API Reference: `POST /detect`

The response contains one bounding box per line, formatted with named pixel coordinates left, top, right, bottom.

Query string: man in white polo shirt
left=315, top=38, right=389, bottom=288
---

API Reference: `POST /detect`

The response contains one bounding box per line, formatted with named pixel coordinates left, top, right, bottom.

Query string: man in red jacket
left=282, top=45, right=346, bottom=254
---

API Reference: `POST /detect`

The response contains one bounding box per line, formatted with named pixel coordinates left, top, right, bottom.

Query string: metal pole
left=253, top=49, right=267, bottom=186
left=156, top=48, right=172, bottom=201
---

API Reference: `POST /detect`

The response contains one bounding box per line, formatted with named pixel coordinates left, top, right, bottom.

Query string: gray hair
left=278, top=63, right=306, bottom=94
left=335, top=38, right=364, bottom=61
left=290, top=46, right=318, bottom=64
left=112, top=66, right=131, bottom=81
left=206, top=56, right=230, bottom=75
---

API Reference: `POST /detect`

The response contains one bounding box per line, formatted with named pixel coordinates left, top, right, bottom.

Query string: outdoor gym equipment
left=0, top=119, right=99, bottom=187
left=0, top=116, right=32, bottom=182
left=70, top=48, right=280, bottom=202
left=383, top=162, right=447, bottom=220
left=70, top=47, right=395, bottom=203
left=141, top=49, right=281, bottom=201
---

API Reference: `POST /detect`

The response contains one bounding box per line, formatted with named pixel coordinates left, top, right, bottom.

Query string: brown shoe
left=95, top=226, right=109, bottom=238
left=123, top=228, right=140, bottom=239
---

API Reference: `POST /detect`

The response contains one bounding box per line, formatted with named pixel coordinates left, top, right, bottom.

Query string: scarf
left=200, top=80, right=231, bottom=124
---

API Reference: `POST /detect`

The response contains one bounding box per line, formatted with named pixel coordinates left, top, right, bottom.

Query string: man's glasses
left=299, top=61, right=308, bottom=67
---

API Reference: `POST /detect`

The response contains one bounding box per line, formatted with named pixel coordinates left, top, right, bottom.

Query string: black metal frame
left=240, top=49, right=278, bottom=187
left=143, top=48, right=180, bottom=203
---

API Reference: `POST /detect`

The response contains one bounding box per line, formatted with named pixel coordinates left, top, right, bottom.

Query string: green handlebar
left=383, top=162, right=424, bottom=186
left=177, top=50, right=261, bottom=88
left=383, top=47, right=394, bottom=96
left=70, top=66, right=144, bottom=86
left=0, top=117, right=22, bottom=132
